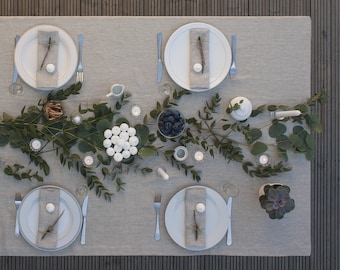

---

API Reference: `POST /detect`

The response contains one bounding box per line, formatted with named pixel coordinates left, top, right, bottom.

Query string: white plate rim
left=165, top=185, right=228, bottom=251
left=14, top=24, right=78, bottom=91
left=164, top=22, right=232, bottom=92
left=18, top=185, right=82, bottom=251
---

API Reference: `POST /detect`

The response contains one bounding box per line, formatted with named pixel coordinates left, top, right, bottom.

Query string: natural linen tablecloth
left=0, top=16, right=311, bottom=256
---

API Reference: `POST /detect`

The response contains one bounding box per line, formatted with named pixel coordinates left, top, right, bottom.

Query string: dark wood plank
left=0, top=0, right=339, bottom=269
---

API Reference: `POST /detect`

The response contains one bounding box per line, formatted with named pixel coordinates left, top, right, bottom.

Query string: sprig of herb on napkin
left=193, top=210, right=200, bottom=241
left=40, top=37, right=53, bottom=70
left=197, top=36, right=205, bottom=74
left=41, top=209, right=65, bottom=240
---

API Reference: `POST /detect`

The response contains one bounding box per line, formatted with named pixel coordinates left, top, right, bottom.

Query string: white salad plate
left=14, top=24, right=78, bottom=90
left=19, top=185, right=82, bottom=251
left=165, top=185, right=228, bottom=251
left=164, top=22, right=232, bottom=92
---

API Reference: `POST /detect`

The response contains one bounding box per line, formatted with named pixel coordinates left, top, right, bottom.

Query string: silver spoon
left=9, top=35, right=23, bottom=95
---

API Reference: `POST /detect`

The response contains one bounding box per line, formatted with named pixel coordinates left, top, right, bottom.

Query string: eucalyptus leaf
left=251, top=142, right=268, bottom=155
left=96, top=119, right=112, bottom=133
left=269, top=123, right=286, bottom=138
left=138, top=146, right=157, bottom=157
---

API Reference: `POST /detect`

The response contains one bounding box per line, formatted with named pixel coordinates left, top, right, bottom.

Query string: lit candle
left=258, top=154, right=269, bottom=165
left=30, top=139, right=42, bottom=151
left=131, top=105, right=141, bottom=118
left=157, top=167, right=169, bottom=180
left=72, top=114, right=83, bottom=125
left=271, top=110, right=301, bottom=119
left=83, top=155, right=94, bottom=167
left=194, top=151, right=204, bottom=162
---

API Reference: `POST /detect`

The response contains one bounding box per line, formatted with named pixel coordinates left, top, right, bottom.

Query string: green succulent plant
left=259, top=184, right=295, bottom=219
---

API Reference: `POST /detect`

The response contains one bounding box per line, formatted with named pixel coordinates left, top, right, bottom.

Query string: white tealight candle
left=83, top=155, right=94, bottom=167
left=131, top=105, right=141, bottom=117
left=194, top=151, right=204, bottom=162
left=258, top=154, right=269, bottom=165
left=157, top=167, right=169, bottom=180
left=30, top=139, right=42, bottom=151
left=196, top=203, right=206, bottom=213
left=46, top=203, right=55, bottom=213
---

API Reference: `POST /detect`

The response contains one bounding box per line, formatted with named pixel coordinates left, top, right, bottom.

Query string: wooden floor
left=0, top=0, right=339, bottom=269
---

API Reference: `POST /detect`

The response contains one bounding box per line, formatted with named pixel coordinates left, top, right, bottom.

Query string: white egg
left=104, top=129, right=113, bottom=138
left=122, top=141, right=131, bottom=150
left=129, top=146, right=138, bottom=155
left=114, top=152, right=123, bottom=162
left=111, top=126, right=121, bottom=135
left=120, top=123, right=129, bottom=132
left=111, top=135, right=120, bottom=145
left=106, top=147, right=115, bottom=156
left=114, top=144, right=123, bottom=153
left=122, top=150, right=131, bottom=159
left=119, top=131, right=129, bottom=141
left=103, top=138, right=112, bottom=148
left=127, top=127, right=136, bottom=136
left=129, top=136, right=139, bottom=146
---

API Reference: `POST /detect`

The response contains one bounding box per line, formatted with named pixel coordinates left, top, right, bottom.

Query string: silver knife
left=80, top=195, right=89, bottom=245
left=157, top=32, right=163, bottom=83
left=12, top=35, right=20, bottom=83
left=226, top=197, right=232, bottom=246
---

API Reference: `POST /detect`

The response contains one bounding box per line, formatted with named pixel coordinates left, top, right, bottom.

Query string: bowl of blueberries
left=157, top=109, right=185, bottom=138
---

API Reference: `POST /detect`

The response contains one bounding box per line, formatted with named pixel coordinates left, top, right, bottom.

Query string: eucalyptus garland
left=0, top=82, right=326, bottom=201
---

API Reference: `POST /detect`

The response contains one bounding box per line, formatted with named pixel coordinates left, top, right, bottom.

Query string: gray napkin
left=36, top=31, right=59, bottom=89
left=36, top=188, right=60, bottom=249
left=185, top=188, right=206, bottom=248
left=189, top=28, right=210, bottom=89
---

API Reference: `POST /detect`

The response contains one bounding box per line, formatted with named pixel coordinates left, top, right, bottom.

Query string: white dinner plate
left=14, top=24, right=78, bottom=90
left=165, top=185, right=228, bottom=251
left=164, top=22, right=232, bottom=92
left=19, top=185, right=82, bottom=251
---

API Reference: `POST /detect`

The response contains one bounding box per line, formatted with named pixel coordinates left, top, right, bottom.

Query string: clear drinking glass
left=220, top=181, right=239, bottom=197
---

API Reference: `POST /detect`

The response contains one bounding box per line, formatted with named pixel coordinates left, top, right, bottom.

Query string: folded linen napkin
left=184, top=187, right=206, bottom=248
left=36, top=31, right=59, bottom=89
left=189, top=28, right=210, bottom=89
left=36, top=187, right=60, bottom=249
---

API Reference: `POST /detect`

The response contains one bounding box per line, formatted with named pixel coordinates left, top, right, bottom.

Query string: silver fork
left=15, top=192, right=22, bottom=237
left=154, top=194, right=161, bottom=241
left=76, top=34, right=84, bottom=83
left=229, top=35, right=237, bottom=80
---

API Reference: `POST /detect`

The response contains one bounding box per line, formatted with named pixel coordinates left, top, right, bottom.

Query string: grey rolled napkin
left=185, top=187, right=206, bottom=248
left=36, top=188, right=60, bottom=249
left=189, top=28, right=210, bottom=89
left=36, top=31, right=59, bottom=89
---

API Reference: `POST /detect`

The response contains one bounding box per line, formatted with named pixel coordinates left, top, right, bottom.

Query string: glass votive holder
left=83, top=154, right=95, bottom=167
left=131, top=104, right=142, bottom=118
left=159, top=82, right=173, bottom=97
left=29, top=138, right=42, bottom=152
left=71, top=113, right=83, bottom=125
left=193, top=149, right=205, bottom=163
left=257, top=154, right=270, bottom=166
